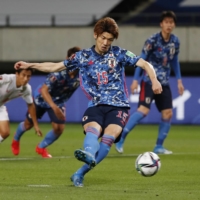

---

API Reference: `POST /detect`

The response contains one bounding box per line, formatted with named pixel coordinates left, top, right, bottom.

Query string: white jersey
left=0, top=74, right=33, bottom=107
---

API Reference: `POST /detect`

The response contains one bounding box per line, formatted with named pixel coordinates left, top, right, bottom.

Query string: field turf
left=0, top=123, right=199, bottom=200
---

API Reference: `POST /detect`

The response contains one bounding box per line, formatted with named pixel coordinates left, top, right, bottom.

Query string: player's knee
left=53, top=127, right=64, bottom=135
left=1, top=131, right=10, bottom=139
left=162, top=110, right=173, bottom=120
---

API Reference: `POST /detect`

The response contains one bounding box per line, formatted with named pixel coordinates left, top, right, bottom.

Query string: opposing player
left=0, top=69, right=42, bottom=145
left=115, top=11, right=184, bottom=154
left=11, top=47, right=81, bottom=158
left=14, top=17, right=162, bottom=187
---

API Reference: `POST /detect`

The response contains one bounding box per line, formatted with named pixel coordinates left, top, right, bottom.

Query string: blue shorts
left=82, top=105, right=130, bottom=142
left=138, top=81, right=172, bottom=112
left=26, top=103, right=65, bottom=124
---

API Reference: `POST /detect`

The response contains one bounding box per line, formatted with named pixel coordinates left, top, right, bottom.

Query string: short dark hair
left=15, top=68, right=34, bottom=74
left=160, top=11, right=177, bottom=24
left=94, top=17, right=119, bottom=39
left=67, top=46, right=81, bottom=58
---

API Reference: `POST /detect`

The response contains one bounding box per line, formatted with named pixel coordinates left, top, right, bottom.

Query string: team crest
left=108, top=58, right=116, bottom=68
left=82, top=116, right=88, bottom=121
left=145, top=97, right=151, bottom=104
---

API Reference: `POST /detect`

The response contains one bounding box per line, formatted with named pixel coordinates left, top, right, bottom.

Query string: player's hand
left=53, top=106, right=66, bottom=121
left=178, top=80, right=184, bottom=95
left=14, top=61, right=29, bottom=70
left=152, top=79, right=162, bottom=94
left=34, top=126, right=43, bottom=137
left=130, top=80, right=139, bottom=94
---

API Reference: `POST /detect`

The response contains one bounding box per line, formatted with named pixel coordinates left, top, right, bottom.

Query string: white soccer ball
left=135, top=152, right=161, bottom=177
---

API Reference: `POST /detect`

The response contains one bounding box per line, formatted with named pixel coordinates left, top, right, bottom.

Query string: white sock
left=0, top=135, right=4, bottom=143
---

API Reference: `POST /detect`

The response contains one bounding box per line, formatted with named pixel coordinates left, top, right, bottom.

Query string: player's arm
left=14, top=61, right=65, bottom=73
left=27, top=103, right=42, bottom=137
left=40, top=84, right=65, bottom=121
left=136, top=58, right=162, bottom=94
left=171, top=55, right=184, bottom=95
left=131, top=52, right=147, bottom=94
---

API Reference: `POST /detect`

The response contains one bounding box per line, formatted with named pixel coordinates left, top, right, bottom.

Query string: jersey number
left=97, top=72, right=108, bottom=85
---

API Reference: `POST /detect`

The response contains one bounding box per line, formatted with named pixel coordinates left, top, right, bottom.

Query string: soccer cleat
left=11, top=139, right=20, bottom=155
left=115, top=141, right=124, bottom=154
left=153, top=146, right=173, bottom=155
left=74, top=149, right=96, bottom=168
left=70, top=173, right=84, bottom=187
left=36, top=145, right=52, bottom=158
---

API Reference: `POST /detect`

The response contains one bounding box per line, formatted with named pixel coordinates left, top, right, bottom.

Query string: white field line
left=0, top=152, right=200, bottom=161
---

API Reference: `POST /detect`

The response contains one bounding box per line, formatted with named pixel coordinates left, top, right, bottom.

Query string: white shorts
left=0, top=105, right=9, bottom=121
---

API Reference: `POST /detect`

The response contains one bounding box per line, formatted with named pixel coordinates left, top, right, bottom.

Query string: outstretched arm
left=14, top=61, right=65, bottom=73
left=136, top=58, right=162, bottom=94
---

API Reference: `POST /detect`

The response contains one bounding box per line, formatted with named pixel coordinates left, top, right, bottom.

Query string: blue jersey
left=64, top=46, right=140, bottom=108
left=140, top=32, right=180, bottom=85
left=34, top=70, right=79, bottom=108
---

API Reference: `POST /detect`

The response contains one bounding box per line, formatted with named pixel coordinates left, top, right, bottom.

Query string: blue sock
left=121, top=111, right=145, bottom=141
left=156, top=119, right=171, bottom=146
left=83, top=127, right=100, bottom=156
left=76, top=134, right=115, bottom=176
left=14, top=122, right=26, bottom=141
left=38, top=130, right=59, bottom=148
left=95, top=134, right=115, bottom=164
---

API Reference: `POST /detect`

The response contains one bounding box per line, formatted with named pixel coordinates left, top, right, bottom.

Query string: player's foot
left=70, top=173, right=84, bottom=187
left=153, top=146, right=173, bottom=154
left=36, top=145, right=52, bottom=158
left=115, top=140, right=124, bottom=154
left=11, top=139, right=20, bottom=155
left=74, top=149, right=96, bottom=168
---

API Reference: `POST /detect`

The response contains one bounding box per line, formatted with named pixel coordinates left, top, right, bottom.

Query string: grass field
left=0, top=123, right=199, bottom=200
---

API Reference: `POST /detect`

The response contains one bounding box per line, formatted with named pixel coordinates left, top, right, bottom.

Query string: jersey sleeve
left=171, top=54, right=181, bottom=80
left=0, top=74, right=9, bottom=87
left=22, top=84, right=33, bottom=104
left=63, top=51, right=82, bottom=72
left=120, top=49, right=141, bottom=67
left=44, top=72, right=59, bottom=92
left=141, top=37, right=154, bottom=58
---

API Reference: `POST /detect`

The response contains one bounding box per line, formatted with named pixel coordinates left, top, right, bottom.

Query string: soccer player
left=115, top=11, right=184, bottom=155
left=0, top=69, right=42, bottom=145
left=14, top=17, right=162, bottom=187
left=11, top=46, right=81, bottom=158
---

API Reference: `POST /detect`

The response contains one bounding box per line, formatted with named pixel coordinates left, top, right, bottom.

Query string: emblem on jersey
left=69, top=53, right=76, bottom=60
left=82, top=116, right=88, bottom=121
left=145, top=97, right=151, bottom=104
left=169, top=43, right=175, bottom=59
left=50, top=75, right=56, bottom=83
left=144, top=43, right=152, bottom=51
left=108, top=58, right=116, bottom=68
left=126, top=51, right=136, bottom=58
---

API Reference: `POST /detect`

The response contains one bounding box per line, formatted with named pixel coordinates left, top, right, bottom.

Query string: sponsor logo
left=126, top=51, right=136, bottom=58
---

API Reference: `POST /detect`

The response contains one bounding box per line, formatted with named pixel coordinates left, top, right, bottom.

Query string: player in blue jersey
left=11, top=46, right=81, bottom=158
left=115, top=11, right=184, bottom=155
left=14, top=17, right=162, bottom=187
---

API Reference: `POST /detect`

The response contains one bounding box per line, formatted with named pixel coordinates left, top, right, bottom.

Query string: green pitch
left=0, top=123, right=199, bottom=200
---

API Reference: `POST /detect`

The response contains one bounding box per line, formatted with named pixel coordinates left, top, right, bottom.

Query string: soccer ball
left=135, top=152, right=161, bottom=177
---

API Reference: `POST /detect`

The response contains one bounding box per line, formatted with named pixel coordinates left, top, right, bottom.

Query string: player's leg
left=0, top=106, right=10, bottom=143
left=72, top=106, right=130, bottom=187
left=71, top=107, right=103, bottom=187
left=11, top=118, right=33, bottom=155
left=11, top=103, right=44, bottom=155
left=115, top=81, right=153, bottom=153
left=153, top=85, right=173, bottom=154
left=36, top=106, right=65, bottom=158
